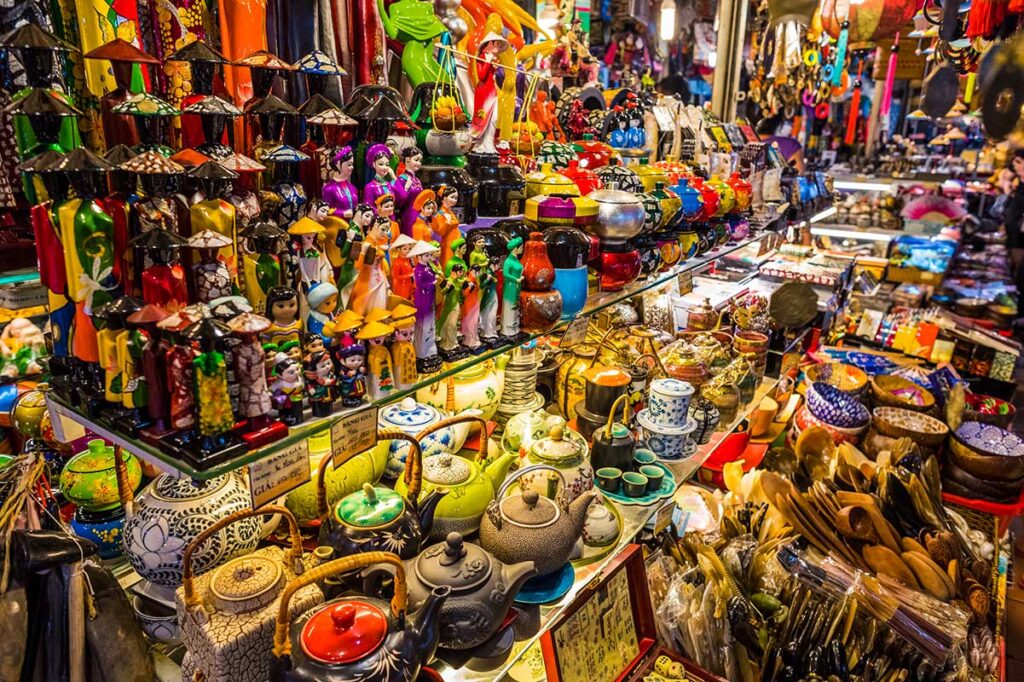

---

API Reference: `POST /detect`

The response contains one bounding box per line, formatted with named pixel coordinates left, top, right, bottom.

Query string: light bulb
left=660, top=0, right=676, bottom=41
left=708, top=51, right=717, bottom=68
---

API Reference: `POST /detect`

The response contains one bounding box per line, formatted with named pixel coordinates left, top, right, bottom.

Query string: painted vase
left=70, top=506, right=127, bottom=559
left=60, top=439, right=142, bottom=511
left=706, top=175, right=736, bottom=217
left=728, top=172, right=752, bottom=212
left=555, top=343, right=599, bottom=420
left=670, top=176, right=704, bottom=222
left=417, top=359, right=506, bottom=422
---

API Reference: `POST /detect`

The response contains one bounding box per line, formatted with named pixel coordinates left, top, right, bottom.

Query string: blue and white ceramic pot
left=646, top=378, right=695, bottom=428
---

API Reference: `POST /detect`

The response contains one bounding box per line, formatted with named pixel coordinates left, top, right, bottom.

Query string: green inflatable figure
left=377, top=0, right=446, bottom=87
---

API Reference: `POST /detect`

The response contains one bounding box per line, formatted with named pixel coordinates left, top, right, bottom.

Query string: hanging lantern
left=820, top=0, right=922, bottom=46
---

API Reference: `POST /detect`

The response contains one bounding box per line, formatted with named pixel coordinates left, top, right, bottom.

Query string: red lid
left=300, top=601, right=388, bottom=664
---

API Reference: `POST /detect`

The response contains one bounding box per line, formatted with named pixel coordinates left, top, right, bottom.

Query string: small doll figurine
left=362, top=143, right=395, bottom=207
left=348, top=216, right=392, bottom=317
left=608, top=106, right=628, bottom=148
left=389, top=234, right=417, bottom=300
left=158, top=310, right=200, bottom=431
left=242, top=222, right=287, bottom=315
left=470, top=31, right=510, bottom=154
left=322, top=146, right=359, bottom=219
left=435, top=185, right=462, bottom=265
left=500, top=237, right=524, bottom=339
left=270, top=353, right=305, bottom=425
left=229, top=313, right=285, bottom=444
left=411, top=190, right=438, bottom=242
left=411, top=240, right=441, bottom=372
left=374, top=193, right=400, bottom=242
left=390, top=313, right=418, bottom=390
left=335, top=336, right=367, bottom=407
left=305, top=282, right=339, bottom=343
left=288, top=216, right=335, bottom=289
left=308, top=200, right=348, bottom=274
left=303, top=349, right=336, bottom=417
left=437, top=240, right=469, bottom=361
left=461, top=245, right=484, bottom=351
left=132, top=228, right=190, bottom=312
left=471, top=246, right=497, bottom=347
left=263, top=286, right=303, bottom=347
left=189, top=230, right=234, bottom=303
left=393, top=146, right=424, bottom=236
left=356, top=320, right=395, bottom=401
left=337, top=204, right=373, bottom=309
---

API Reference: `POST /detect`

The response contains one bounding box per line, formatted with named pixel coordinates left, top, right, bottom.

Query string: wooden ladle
left=836, top=505, right=879, bottom=542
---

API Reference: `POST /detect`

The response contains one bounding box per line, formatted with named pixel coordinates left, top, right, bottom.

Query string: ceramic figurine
left=435, top=184, right=462, bottom=265
left=437, top=239, right=468, bottom=361
left=336, top=204, right=373, bottom=309
left=477, top=246, right=501, bottom=347
left=348, top=217, right=391, bottom=317
left=305, top=282, right=339, bottom=344
left=390, top=234, right=417, bottom=300
left=394, top=146, right=424, bottom=236
left=390, top=314, right=418, bottom=390
left=334, top=336, right=367, bottom=407
left=470, top=32, right=510, bottom=154
left=262, top=286, right=303, bottom=348
left=462, top=245, right=485, bottom=352
left=303, top=350, right=336, bottom=417
left=189, top=162, right=240, bottom=279
left=159, top=311, right=201, bottom=431
left=362, top=143, right=395, bottom=207
left=131, top=228, right=189, bottom=312
left=306, top=200, right=347, bottom=275
left=519, top=232, right=563, bottom=334
left=228, top=313, right=286, bottom=446
left=242, top=222, right=287, bottom=315
left=500, top=237, right=524, bottom=339
left=411, top=241, right=441, bottom=372
left=188, top=230, right=234, bottom=303
left=357, top=320, right=396, bottom=401
left=374, top=192, right=400, bottom=241
left=263, top=145, right=309, bottom=228
left=270, top=353, right=305, bottom=425
left=322, top=145, right=358, bottom=219
left=411, top=189, right=438, bottom=242
left=288, top=216, right=334, bottom=289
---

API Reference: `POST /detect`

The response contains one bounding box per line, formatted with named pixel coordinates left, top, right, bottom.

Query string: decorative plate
left=514, top=561, right=575, bottom=604
left=597, top=461, right=676, bottom=507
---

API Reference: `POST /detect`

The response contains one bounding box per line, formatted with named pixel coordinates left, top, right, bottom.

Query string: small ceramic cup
left=640, top=465, right=664, bottom=491
left=646, top=378, right=695, bottom=428
left=622, top=472, right=648, bottom=497
left=596, top=467, right=622, bottom=493
left=633, top=449, right=657, bottom=470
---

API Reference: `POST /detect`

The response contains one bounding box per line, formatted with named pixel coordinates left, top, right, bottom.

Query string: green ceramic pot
left=59, top=439, right=142, bottom=511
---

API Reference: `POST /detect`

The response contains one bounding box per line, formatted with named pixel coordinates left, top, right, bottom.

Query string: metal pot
left=585, top=187, right=645, bottom=243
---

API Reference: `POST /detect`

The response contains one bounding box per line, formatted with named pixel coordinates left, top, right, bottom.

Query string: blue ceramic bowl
left=806, top=382, right=870, bottom=429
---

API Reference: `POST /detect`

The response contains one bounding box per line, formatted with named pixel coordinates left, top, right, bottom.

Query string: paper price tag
left=676, top=270, right=693, bottom=296
left=560, top=315, right=591, bottom=349
left=331, top=405, right=379, bottom=468
left=654, top=502, right=675, bottom=535
left=248, top=439, right=310, bottom=508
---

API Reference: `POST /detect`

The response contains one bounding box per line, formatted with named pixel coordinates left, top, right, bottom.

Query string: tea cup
left=640, top=464, right=664, bottom=491
left=622, top=472, right=649, bottom=497
left=596, top=467, right=622, bottom=492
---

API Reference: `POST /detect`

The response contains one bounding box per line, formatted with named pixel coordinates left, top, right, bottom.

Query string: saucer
left=514, top=562, right=575, bottom=604
left=597, top=461, right=676, bottom=506
left=637, top=409, right=697, bottom=436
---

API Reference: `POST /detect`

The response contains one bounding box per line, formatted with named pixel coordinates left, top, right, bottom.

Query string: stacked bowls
left=637, top=378, right=698, bottom=462
left=945, top=421, right=1024, bottom=503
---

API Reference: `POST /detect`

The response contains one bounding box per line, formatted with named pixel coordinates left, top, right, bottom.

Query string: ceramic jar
left=374, top=397, right=472, bottom=479
left=636, top=401, right=697, bottom=461
left=646, top=378, right=696, bottom=426
left=524, top=163, right=578, bottom=199
left=122, top=469, right=261, bottom=591
left=555, top=343, right=599, bottom=420
left=728, top=172, right=752, bottom=212
left=664, top=344, right=709, bottom=387
left=651, top=183, right=683, bottom=231
left=706, top=175, right=735, bottom=217
left=677, top=229, right=700, bottom=260
left=519, top=233, right=563, bottom=333
left=594, top=241, right=641, bottom=291
left=657, top=233, right=683, bottom=270
left=466, top=151, right=526, bottom=217
left=572, top=134, right=613, bottom=169
left=686, top=298, right=721, bottom=331
left=670, top=176, right=704, bottom=222
left=692, top=177, right=720, bottom=221
left=544, top=227, right=595, bottom=320
left=60, top=439, right=142, bottom=511
left=561, top=159, right=603, bottom=195
left=417, top=359, right=506, bottom=422
left=595, top=161, right=643, bottom=194
left=70, top=506, right=126, bottom=559
left=524, top=193, right=598, bottom=230
left=632, top=160, right=670, bottom=192
left=635, top=235, right=662, bottom=277
left=521, top=425, right=594, bottom=501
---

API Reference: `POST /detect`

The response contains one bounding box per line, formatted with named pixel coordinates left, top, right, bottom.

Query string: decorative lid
left=166, top=39, right=228, bottom=64
left=6, top=89, right=81, bottom=117
left=183, top=95, right=242, bottom=117
left=583, top=366, right=630, bottom=388
left=294, top=49, right=346, bottom=75
left=379, top=397, right=441, bottom=431
left=84, top=38, right=159, bottom=64
left=210, top=554, right=284, bottom=614
left=587, top=186, right=643, bottom=207
left=531, top=426, right=584, bottom=462
left=300, top=601, right=388, bottom=664
left=415, top=533, right=492, bottom=592
left=67, top=439, right=114, bottom=472
left=609, top=424, right=630, bottom=438
left=335, top=484, right=405, bottom=528
left=111, top=93, right=177, bottom=117
left=236, top=49, right=295, bottom=70
left=422, top=454, right=472, bottom=486
left=499, top=490, right=559, bottom=527
left=150, top=473, right=229, bottom=502
left=650, top=378, right=694, bottom=398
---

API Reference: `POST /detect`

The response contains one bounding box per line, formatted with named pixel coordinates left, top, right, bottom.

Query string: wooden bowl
left=870, top=375, right=935, bottom=412
left=948, top=422, right=1024, bottom=481
left=963, top=393, right=1016, bottom=429
left=871, top=407, right=948, bottom=448
left=804, top=362, right=868, bottom=395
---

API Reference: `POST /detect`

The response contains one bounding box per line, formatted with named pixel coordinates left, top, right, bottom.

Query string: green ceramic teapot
left=394, top=414, right=515, bottom=540
left=60, top=439, right=141, bottom=511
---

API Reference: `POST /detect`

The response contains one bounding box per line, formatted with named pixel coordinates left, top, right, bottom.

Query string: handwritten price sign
left=248, top=439, right=310, bottom=508
left=331, top=405, right=379, bottom=469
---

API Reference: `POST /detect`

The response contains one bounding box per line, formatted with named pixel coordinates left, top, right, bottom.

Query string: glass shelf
left=48, top=232, right=774, bottom=480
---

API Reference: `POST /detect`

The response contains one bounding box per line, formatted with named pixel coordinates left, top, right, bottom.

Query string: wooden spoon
left=836, top=506, right=879, bottom=542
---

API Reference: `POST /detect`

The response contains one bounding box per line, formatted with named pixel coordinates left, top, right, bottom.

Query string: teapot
left=394, top=414, right=515, bottom=539
left=317, top=431, right=444, bottom=559
left=175, top=505, right=323, bottom=682
left=375, top=397, right=476, bottom=479
left=416, top=359, right=506, bottom=424
left=590, top=395, right=636, bottom=472
left=479, top=465, right=597, bottom=576
left=114, top=446, right=261, bottom=599
left=365, top=532, right=536, bottom=650
left=520, top=425, right=593, bottom=501
left=270, top=552, right=449, bottom=682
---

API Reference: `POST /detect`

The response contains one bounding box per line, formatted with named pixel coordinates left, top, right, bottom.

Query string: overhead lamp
left=660, top=0, right=677, bottom=41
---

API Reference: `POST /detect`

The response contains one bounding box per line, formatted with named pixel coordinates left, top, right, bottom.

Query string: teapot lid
left=499, top=489, right=559, bottom=527
left=335, top=484, right=405, bottom=528
left=415, top=532, right=493, bottom=591
left=67, top=439, right=116, bottom=472
left=209, top=554, right=284, bottom=614
left=422, top=454, right=472, bottom=486
left=300, top=600, right=388, bottom=664
left=531, top=426, right=584, bottom=462
left=379, top=397, right=441, bottom=430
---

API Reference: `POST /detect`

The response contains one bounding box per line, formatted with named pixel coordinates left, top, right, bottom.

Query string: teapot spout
left=567, top=490, right=599, bottom=537
left=504, top=560, right=538, bottom=597
left=484, top=452, right=517, bottom=492
left=413, top=585, right=451, bottom=659
left=414, top=488, right=447, bottom=545
left=448, top=408, right=483, bottom=450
